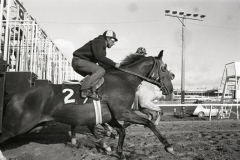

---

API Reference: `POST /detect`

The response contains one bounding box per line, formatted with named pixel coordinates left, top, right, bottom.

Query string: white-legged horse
left=132, top=81, right=164, bottom=125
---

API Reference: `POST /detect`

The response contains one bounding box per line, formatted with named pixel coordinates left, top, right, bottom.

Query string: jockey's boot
left=81, top=89, right=101, bottom=101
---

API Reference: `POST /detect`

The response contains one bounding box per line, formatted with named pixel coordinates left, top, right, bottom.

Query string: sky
left=20, top=0, right=240, bottom=91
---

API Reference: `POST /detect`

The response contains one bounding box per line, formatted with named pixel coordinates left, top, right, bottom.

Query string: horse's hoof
left=99, top=140, right=112, bottom=152
left=104, top=146, right=112, bottom=152
left=118, top=152, right=126, bottom=160
left=71, top=138, right=77, bottom=145
left=0, top=151, right=7, bottom=160
left=165, top=146, right=175, bottom=155
left=106, top=131, right=111, bottom=137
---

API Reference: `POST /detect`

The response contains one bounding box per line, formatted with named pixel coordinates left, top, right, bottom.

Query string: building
left=173, top=89, right=232, bottom=103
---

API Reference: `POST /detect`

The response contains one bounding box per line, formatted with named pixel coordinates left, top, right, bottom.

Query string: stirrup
left=81, top=89, right=101, bottom=101
left=83, top=98, right=88, bottom=104
left=88, top=94, right=101, bottom=101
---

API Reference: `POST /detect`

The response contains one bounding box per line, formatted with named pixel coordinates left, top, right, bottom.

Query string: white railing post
left=0, top=0, right=4, bottom=54
left=209, top=105, right=212, bottom=121
left=237, top=100, right=239, bottom=120
left=3, top=0, right=12, bottom=61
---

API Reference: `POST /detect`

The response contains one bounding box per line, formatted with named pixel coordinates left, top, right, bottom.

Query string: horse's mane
left=104, top=53, right=147, bottom=73
left=120, top=53, right=146, bottom=66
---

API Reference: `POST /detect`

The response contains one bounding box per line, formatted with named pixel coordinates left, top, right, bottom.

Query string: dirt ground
left=1, top=118, right=240, bottom=160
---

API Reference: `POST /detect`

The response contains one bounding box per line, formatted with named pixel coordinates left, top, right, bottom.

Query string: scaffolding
left=0, top=0, right=79, bottom=84
left=219, top=62, right=240, bottom=119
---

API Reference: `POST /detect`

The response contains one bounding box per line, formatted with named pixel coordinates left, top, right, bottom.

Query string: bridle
left=148, top=58, right=172, bottom=92
left=118, top=57, right=172, bottom=91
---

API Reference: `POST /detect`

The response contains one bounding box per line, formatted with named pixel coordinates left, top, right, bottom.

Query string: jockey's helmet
left=136, top=47, right=147, bottom=55
left=103, top=30, right=118, bottom=42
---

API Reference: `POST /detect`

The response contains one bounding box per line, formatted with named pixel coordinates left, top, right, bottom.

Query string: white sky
left=20, top=0, right=240, bottom=90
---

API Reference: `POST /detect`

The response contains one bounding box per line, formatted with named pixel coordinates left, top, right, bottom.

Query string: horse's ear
left=157, top=50, right=164, bottom=59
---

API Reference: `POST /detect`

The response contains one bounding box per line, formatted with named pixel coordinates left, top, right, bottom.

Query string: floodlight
left=179, top=12, right=184, bottom=15
left=200, top=15, right=206, bottom=18
left=186, top=13, right=191, bottom=16
left=165, top=10, right=170, bottom=13
left=172, top=11, right=177, bottom=14
left=193, top=14, right=198, bottom=17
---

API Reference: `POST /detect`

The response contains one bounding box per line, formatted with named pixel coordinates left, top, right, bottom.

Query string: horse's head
left=148, top=50, right=174, bottom=95
left=120, top=50, right=174, bottom=95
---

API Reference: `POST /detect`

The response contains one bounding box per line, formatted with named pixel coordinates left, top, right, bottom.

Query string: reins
left=118, top=67, right=162, bottom=86
left=117, top=58, right=169, bottom=87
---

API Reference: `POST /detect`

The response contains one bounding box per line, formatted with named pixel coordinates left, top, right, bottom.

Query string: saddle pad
left=62, top=84, right=102, bottom=124
left=62, top=84, right=85, bottom=105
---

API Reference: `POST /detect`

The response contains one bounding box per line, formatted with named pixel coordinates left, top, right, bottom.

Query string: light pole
left=165, top=10, right=205, bottom=106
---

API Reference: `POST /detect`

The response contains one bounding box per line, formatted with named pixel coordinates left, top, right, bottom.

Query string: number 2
left=62, top=89, right=75, bottom=104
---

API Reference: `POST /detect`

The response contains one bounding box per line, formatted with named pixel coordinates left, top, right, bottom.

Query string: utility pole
left=165, top=10, right=205, bottom=116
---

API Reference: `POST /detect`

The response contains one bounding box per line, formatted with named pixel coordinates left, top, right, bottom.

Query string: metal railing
left=0, top=0, right=80, bottom=84
left=156, top=103, right=239, bottom=121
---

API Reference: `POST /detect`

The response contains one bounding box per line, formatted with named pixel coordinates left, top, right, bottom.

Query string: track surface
left=1, top=118, right=240, bottom=160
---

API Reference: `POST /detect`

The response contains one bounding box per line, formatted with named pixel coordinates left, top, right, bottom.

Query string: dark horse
left=0, top=51, right=174, bottom=159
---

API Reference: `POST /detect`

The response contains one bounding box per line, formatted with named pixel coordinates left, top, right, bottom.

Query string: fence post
left=209, top=105, right=212, bottom=121
left=174, top=108, right=177, bottom=116
left=237, top=100, right=239, bottom=120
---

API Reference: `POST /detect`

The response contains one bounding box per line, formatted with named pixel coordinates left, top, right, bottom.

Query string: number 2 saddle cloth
left=61, top=76, right=104, bottom=105
left=61, top=77, right=105, bottom=124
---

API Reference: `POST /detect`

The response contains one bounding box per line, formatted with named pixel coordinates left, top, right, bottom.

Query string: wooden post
left=0, top=59, right=8, bottom=133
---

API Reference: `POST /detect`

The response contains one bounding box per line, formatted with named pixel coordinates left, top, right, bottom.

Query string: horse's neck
left=119, top=60, right=153, bottom=89
left=105, top=71, right=142, bottom=90
left=104, top=58, right=153, bottom=91
left=122, top=61, right=152, bottom=77
left=124, top=73, right=143, bottom=89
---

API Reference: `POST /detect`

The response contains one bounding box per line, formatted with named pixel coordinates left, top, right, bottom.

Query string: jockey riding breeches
left=72, top=57, right=105, bottom=91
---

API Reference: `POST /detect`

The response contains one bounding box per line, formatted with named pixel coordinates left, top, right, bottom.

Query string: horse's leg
left=87, top=124, right=111, bottom=152
left=122, top=121, right=132, bottom=128
left=101, top=123, right=118, bottom=138
left=123, top=105, right=154, bottom=128
left=154, top=111, right=161, bottom=126
left=101, top=123, right=112, bottom=137
left=107, top=120, right=126, bottom=160
left=70, top=125, right=77, bottom=145
left=120, top=111, right=174, bottom=155
left=139, top=108, right=153, bottom=120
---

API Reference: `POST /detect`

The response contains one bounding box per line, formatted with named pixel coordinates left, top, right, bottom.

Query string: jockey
left=72, top=30, right=121, bottom=100
left=136, top=47, right=147, bottom=56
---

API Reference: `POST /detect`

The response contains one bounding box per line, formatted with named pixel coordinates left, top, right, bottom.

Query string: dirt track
left=1, top=119, right=240, bottom=160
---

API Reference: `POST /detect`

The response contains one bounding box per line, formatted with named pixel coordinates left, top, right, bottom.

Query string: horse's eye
left=170, top=74, right=175, bottom=80
left=161, top=65, right=167, bottom=72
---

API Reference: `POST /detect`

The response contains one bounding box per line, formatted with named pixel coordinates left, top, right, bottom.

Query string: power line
left=111, top=46, right=182, bottom=50
left=38, top=19, right=240, bottom=31
left=55, top=46, right=182, bottom=51
left=188, top=22, right=240, bottom=31
left=38, top=19, right=165, bottom=25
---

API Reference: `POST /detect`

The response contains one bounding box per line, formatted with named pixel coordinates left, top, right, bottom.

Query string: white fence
left=156, top=103, right=239, bottom=121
